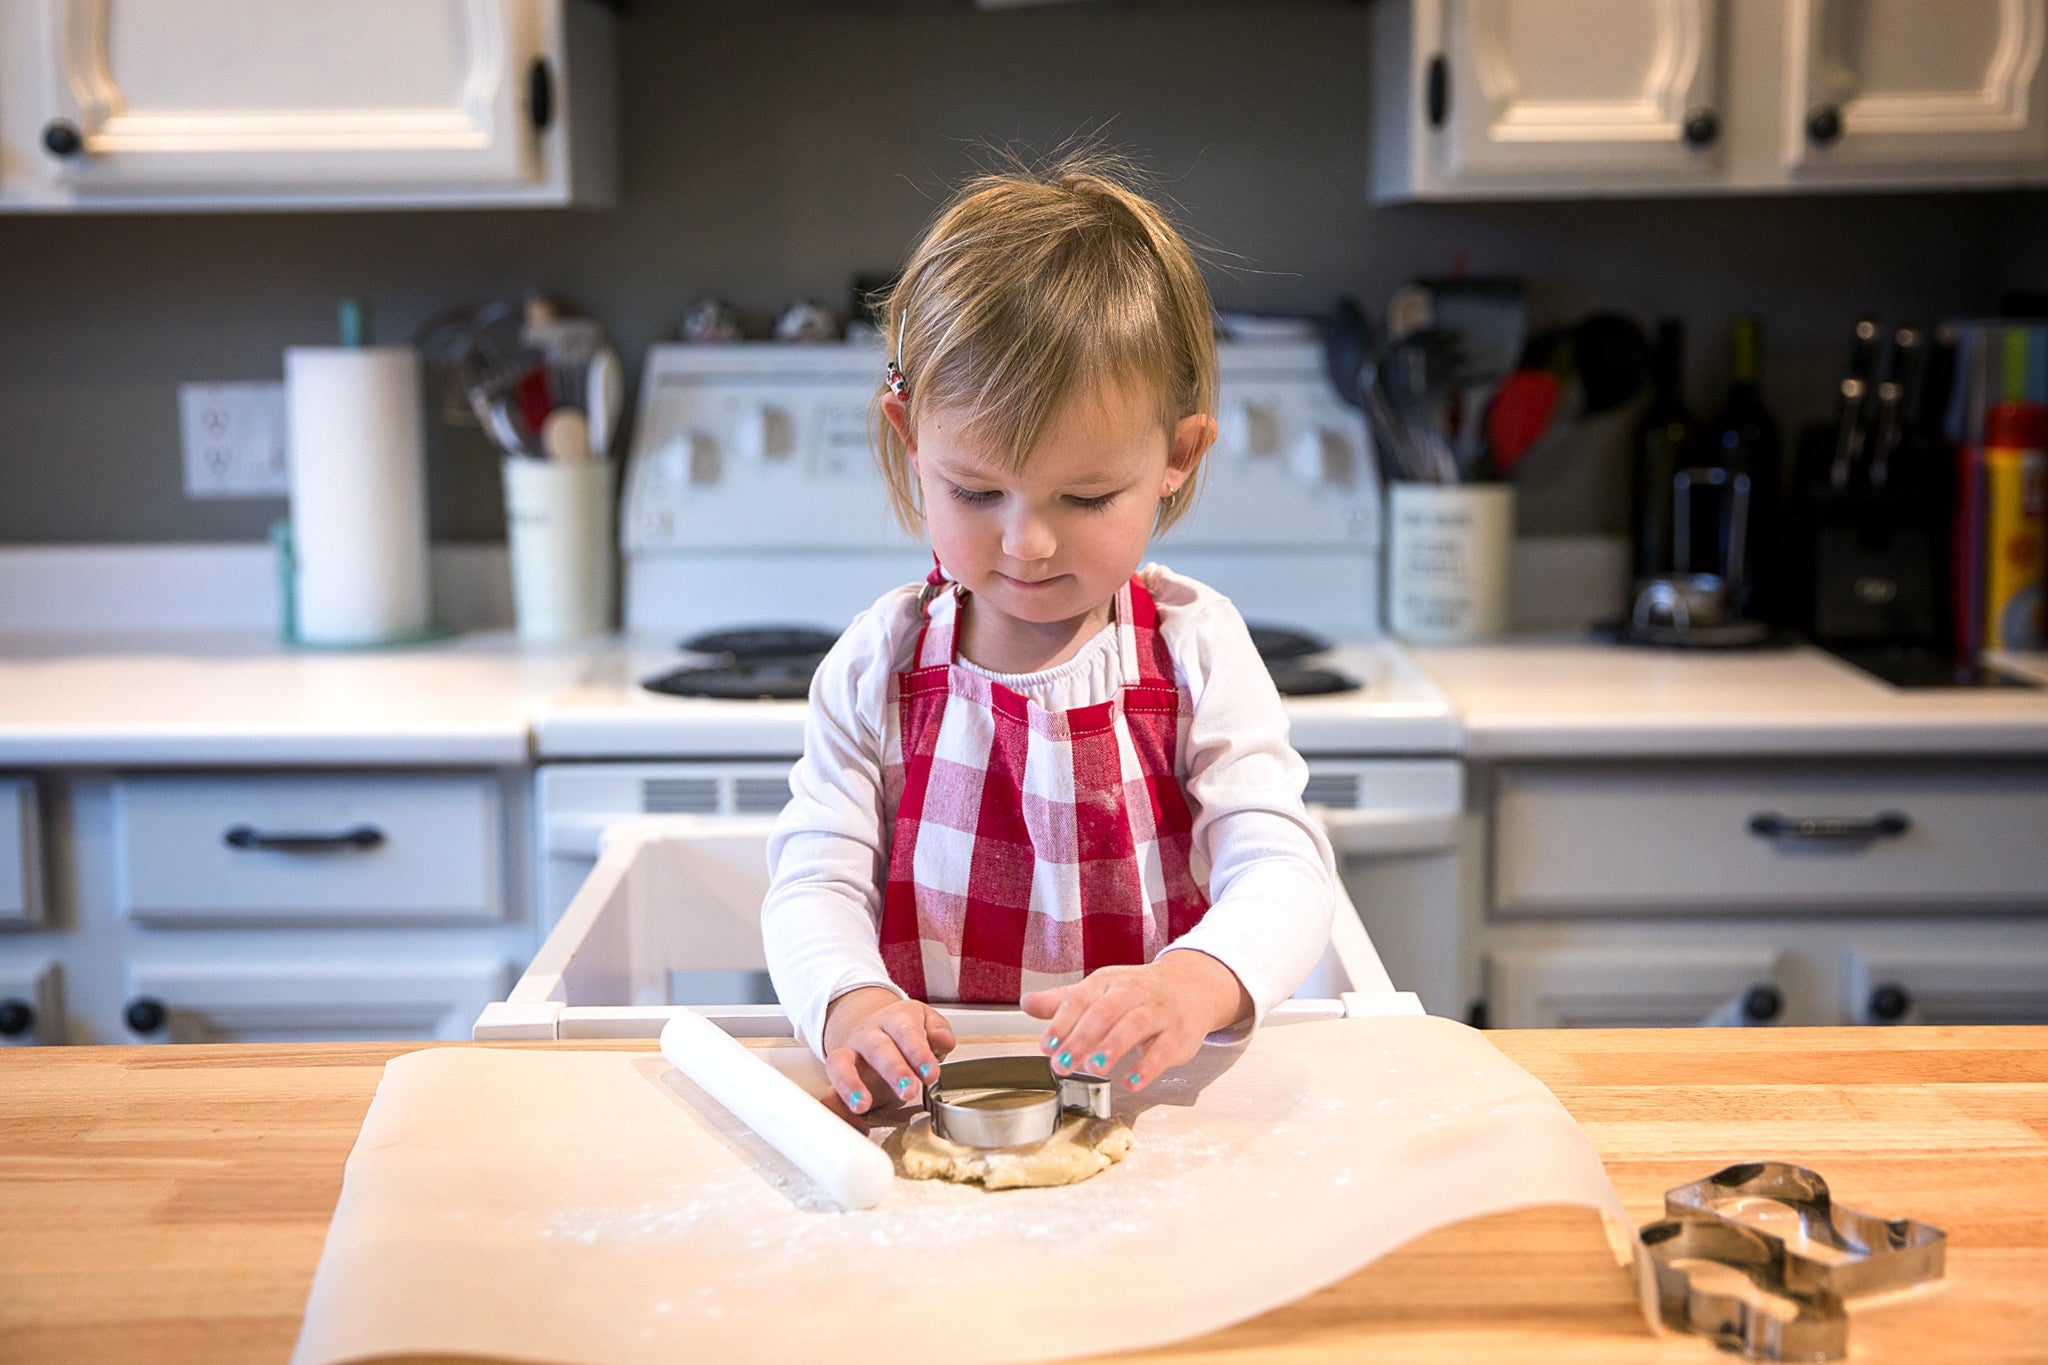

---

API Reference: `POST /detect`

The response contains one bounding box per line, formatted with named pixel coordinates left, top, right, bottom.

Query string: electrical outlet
left=179, top=382, right=288, bottom=498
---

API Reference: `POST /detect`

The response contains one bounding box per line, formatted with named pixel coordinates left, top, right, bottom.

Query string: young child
left=761, top=157, right=1337, bottom=1116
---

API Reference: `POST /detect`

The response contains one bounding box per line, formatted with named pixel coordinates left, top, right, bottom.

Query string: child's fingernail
left=848, top=1090, right=866, bottom=1108
left=1128, top=1073, right=1143, bottom=1087
left=919, top=1063, right=933, bottom=1079
left=1056, top=1051, right=1072, bottom=1068
left=1090, top=1053, right=1108, bottom=1070
left=1045, top=1035, right=1060, bottom=1051
left=897, top=1076, right=912, bottom=1094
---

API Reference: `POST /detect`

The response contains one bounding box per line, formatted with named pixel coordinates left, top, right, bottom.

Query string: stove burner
left=1245, top=624, right=1329, bottom=663
left=681, top=625, right=840, bottom=661
left=1267, top=664, right=1361, bottom=697
left=643, top=662, right=818, bottom=700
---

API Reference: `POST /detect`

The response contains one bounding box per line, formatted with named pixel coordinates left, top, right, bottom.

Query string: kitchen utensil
left=1828, top=316, right=1885, bottom=490
left=1640, top=1217, right=1848, bottom=1361
left=657, top=1011, right=893, bottom=1210
left=1643, top=1161, right=1945, bottom=1361
left=1665, top=1162, right=1946, bottom=1299
left=924, top=1055, right=1113, bottom=1148
left=1485, top=368, right=1562, bottom=476
left=587, top=345, right=624, bottom=459
left=1322, top=296, right=1370, bottom=410
left=540, top=408, right=594, bottom=464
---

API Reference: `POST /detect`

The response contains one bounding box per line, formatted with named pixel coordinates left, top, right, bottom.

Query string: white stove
left=528, top=341, right=1469, bottom=1017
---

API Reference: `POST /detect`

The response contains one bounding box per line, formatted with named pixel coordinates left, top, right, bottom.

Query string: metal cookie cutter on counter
left=1641, top=1161, right=1946, bottom=1362
left=924, top=1056, right=1113, bottom=1149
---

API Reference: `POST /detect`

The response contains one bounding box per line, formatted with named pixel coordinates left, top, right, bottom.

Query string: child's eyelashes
left=1065, top=491, right=1119, bottom=511
left=945, top=484, right=1000, bottom=506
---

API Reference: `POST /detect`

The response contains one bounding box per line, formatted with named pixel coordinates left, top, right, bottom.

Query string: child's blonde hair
left=872, top=153, right=1218, bottom=534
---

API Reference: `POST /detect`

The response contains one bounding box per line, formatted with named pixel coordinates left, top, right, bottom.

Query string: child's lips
left=999, top=572, right=1064, bottom=590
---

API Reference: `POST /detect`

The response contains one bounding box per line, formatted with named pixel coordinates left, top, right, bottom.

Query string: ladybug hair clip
left=885, top=360, right=909, bottom=401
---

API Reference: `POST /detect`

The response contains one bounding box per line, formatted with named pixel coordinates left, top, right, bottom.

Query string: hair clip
left=885, top=360, right=909, bottom=401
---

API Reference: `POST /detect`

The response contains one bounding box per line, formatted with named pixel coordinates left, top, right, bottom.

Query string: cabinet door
left=39, top=0, right=545, bottom=193
left=120, top=960, right=510, bottom=1043
left=1436, top=0, right=1725, bottom=187
left=1843, top=946, right=2048, bottom=1025
left=0, top=777, right=44, bottom=925
left=1783, top=0, right=2048, bottom=174
left=1488, top=945, right=1791, bottom=1028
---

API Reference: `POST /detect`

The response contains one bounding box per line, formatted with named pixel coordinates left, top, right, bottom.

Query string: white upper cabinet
left=1782, top=0, right=2048, bottom=178
left=1374, top=0, right=2048, bottom=198
left=0, top=0, right=617, bottom=211
left=1437, top=0, right=1723, bottom=188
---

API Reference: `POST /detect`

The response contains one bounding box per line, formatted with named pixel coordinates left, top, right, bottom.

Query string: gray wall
left=0, top=1, right=2036, bottom=544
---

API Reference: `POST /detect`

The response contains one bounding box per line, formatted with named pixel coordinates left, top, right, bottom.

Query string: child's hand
left=1020, top=951, right=1252, bottom=1091
left=820, top=986, right=955, bottom=1115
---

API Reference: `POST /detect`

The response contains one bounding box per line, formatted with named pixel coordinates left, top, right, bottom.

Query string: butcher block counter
left=4, top=1027, right=2044, bottom=1364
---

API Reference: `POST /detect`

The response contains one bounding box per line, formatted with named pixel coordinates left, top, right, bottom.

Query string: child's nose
left=1001, top=508, right=1056, bottom=563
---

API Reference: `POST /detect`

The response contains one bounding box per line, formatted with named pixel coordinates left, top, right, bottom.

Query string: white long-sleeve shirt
left=760, top=564, right=1337, bottom=1056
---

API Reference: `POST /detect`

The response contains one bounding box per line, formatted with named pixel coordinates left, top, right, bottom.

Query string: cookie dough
left=886, top=1112, right=1132, bottom=1191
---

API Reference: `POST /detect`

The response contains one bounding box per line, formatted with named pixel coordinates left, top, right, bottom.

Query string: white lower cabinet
left=1475, top=759, right=2048, bottom=1029
left=119, top=960, right=512, bottom=1044
left=4, top=768, right=539, bottom=1044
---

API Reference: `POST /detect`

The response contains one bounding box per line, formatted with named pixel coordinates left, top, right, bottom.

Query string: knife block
left=1784, top=423, right=1953, bottom=649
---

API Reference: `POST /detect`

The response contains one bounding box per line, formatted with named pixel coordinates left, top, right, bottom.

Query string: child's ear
left=1166, top=413, right=1218, bottom=491
left=883, top=393, right=915, bottom=460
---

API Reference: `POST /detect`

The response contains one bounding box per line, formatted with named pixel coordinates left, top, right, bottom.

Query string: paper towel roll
left=286, top=346, right=430, bottom=645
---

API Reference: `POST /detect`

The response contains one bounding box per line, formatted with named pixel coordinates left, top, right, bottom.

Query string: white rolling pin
left=659, top=1011, right=894, bottom=1211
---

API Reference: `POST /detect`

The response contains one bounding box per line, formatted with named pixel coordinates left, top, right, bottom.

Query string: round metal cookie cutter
left=924, top=1056, right=1113, bottom=1149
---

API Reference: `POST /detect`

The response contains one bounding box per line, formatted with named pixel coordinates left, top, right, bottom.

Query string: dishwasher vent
left=733, top=777, right=793, bottom=814
left=641, top=777, right=721, bottom=814
left=1302, top=771, right=1362, bottom=809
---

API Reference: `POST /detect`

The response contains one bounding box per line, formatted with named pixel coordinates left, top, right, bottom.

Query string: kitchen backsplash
left=0, top=2, right=2041, bottom=547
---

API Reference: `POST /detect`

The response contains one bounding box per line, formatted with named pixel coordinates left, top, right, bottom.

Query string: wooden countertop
left=4, top=1026, right=2044, bottom=1364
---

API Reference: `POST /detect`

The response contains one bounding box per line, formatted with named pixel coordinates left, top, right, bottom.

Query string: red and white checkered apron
left=877, top=575, right=1211, bottom=1003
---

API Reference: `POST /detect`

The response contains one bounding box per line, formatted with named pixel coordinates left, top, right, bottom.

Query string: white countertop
left=0, top=632, right=597, bottom=767
left=3, top=629, right=2046, bottom=768
left=1410, top=639, right=2048, bottom=759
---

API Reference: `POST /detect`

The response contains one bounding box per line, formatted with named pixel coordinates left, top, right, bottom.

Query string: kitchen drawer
left=1843, top=946, right=2048, bottom=1027
left=1492, top=762, right=2048, bottom=916
left=0, top=776, right=45, bottom=926
left=120, top=959, right=510, bottom=1044
left=1487, top=946, right=1791, bottom=1029
left=113, top=774, right=502, bottom=926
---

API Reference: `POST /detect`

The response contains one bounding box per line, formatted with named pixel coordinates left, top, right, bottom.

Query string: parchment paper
left=294, top=1017, right=1643, bottom=1365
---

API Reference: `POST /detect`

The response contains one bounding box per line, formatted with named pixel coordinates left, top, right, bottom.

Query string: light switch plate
left=179, top=382, right=288, bottom=498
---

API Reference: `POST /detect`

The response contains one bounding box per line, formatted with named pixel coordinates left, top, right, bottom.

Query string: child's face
left=895, top=381, right=1213, bottom=637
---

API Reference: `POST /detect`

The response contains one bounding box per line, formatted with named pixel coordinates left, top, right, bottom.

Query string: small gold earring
left=1161, top=486, right=1178, bottom=510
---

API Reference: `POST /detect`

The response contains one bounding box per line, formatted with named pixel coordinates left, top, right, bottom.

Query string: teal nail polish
left=1090, top=1052, right=1108, bottom=1070
left=848, top=1090, right=865, bottom=1107
left=1128, top=1073, right=1142, bottom=1085
left=1045, top=1035, right=1060, bottom=1051
left=1057, top=1051, right=1072, bottom=1068
left=919, top=1063, right=933, bottom=1079
left=897, top=1076, right=912, bottom=1093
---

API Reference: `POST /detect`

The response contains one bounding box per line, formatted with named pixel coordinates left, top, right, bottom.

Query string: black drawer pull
left=223, top=824, right=385, bottom=853
left=0, top=998, right=34, bottom=1036
left=1747, top=811, right=1910, bottom=843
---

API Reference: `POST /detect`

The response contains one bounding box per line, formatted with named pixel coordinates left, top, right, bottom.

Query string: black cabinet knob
left=1806, top=103, right=1843, bottom=144
left=125, top=997, right=168, bottom=1035
left=1869, top=982, right=1911, bottom=1022
left=42, top=119, right=84, bottom=157
left=0, top=998, right=33, bottom=1036
left=1682, top=108, right=1720, bottom=147
left=1742, top=984, right=1783, bottom=1023
left=527, top=57, right=554, bottom=131
left=1425, top=54, right=1449, bottom=128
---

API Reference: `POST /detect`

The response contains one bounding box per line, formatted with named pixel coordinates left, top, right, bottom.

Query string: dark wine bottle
left=1631, top=318, right=1697, bottom=583
left=1702, top=313, right=1783, bottom=622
